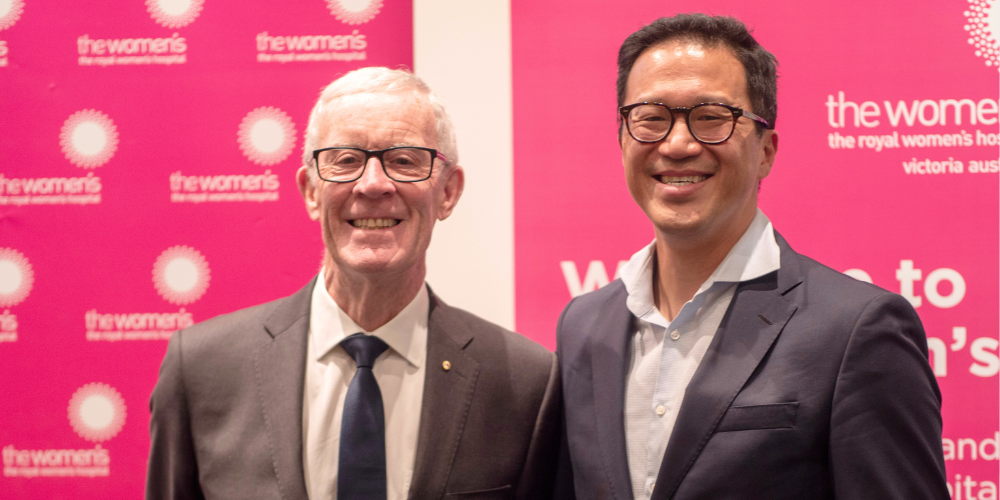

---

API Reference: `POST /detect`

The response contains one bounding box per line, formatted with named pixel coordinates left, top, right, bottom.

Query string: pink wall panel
left=0, top=0, right=411, bottom=497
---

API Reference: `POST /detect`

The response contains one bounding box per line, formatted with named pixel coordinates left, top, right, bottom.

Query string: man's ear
left=436, top=165, right=465, bottom=221
left=297, top=165, right=321, bottom=221
left=757, top=130, right=778, bottom=181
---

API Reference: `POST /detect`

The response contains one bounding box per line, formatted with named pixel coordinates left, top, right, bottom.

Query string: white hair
left=301, top=67, right=458, bottom=181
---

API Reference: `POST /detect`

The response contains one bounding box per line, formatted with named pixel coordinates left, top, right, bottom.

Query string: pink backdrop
left=512, top=0, right=999, bottom=495
left=0, top=0, right=411, bottom=497
left=2, top=0, right=998, bottom=497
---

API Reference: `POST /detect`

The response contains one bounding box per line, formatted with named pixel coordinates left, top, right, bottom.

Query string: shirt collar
left=619, top=208, right=780, bottom=326
left=309, top=271, right=428, bottom=369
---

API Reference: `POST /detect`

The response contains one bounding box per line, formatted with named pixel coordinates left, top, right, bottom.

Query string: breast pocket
left=444, top=484, right=513, bottom=500
left=716, top=402, right=799, bottom=432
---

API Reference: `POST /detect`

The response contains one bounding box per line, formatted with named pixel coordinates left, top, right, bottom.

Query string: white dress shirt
left=621, top=209, right=781, bottom=499
left=302, top=275, right=428, bottom=500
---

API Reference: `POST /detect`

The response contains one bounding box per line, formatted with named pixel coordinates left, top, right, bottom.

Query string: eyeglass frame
left=618, top=102, right=773, bottom=145
left=311, top=146, right=448, bottom=183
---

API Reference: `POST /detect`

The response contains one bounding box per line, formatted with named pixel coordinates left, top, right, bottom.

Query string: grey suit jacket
left=555, top=234, right=948, bottom=500
left=147, top=279, right=561, bottom=500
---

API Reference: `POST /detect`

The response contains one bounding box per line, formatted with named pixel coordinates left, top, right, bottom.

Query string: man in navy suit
left=555, top=14, right=948, bottom=499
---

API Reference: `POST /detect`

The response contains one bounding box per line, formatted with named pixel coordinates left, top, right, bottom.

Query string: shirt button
left=669, top=329, right=680, bottom=340
left=656, top=405, right=666, bottom=416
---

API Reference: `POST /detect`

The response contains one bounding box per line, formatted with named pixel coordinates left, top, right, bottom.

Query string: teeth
left=658, top=175, right=709, bottom=186
left=351, top=218, right=399, bottom=229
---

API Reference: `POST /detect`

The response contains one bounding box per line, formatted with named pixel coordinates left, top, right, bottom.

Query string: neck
left=652, top=211, right=755, bottom=322
left=323, top=255, right=426, bottom=332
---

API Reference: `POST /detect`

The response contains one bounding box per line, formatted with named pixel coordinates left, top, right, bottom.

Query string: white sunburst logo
left=326, top=0, right=382, bottom=25
left=153, top=246, right=210, bottom=305
left=59, top=110, right=119, bottom=169
left=68, top=383, right=127, bottom=443
left=0, top=0, right=24, bottom=31
left=965, top=0, right=1000, bottom=70
left=0, top=248, right=33, bottom=308
left=238, top=106, right=296, bottom=166
left=146, top=0, right=204, bottom=29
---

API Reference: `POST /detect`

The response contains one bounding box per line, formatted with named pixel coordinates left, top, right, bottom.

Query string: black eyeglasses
left=312, top=146, right=448, bottom=183
left=619, top=102, right=772, bottom=145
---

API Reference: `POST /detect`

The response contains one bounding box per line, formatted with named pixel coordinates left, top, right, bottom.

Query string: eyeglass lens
left=317, top=148, right=433, bottom=182
left=627, top=104, right=735, bottom=143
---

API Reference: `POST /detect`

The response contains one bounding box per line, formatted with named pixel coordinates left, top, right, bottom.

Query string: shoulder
left=431, top=295, right=554, bottom=377
left=435, top=299, right=555, bottom=367
left=173, top=281, right=312, bottom=363
left=183, top=297, right=283, bottom=337
left=778, top=241, right=924, bottom=342
left=785, top=245, right=910, bottom=313
left=153, top=281, right=312, bottom=407
left=559, top=279, right=627, bottom=326
left=555, top=279, right=628, bottom=349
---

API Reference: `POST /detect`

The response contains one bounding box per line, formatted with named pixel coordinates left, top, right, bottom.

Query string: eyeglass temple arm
left=742, top=110, right=771, bottom=129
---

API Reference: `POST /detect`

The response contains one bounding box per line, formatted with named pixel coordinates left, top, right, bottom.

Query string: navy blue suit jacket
left=555, top=234, right=948, bottom=499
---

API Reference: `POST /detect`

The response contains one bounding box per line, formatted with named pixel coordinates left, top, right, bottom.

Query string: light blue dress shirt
left=619, top=209, right=781, bottom=499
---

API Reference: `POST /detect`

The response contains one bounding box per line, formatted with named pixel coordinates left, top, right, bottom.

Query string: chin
left=329, top=246, right=402, bottom=273
left=649, top=207, right=705, bottom=232
left=654, top=222, right=705, bottom=239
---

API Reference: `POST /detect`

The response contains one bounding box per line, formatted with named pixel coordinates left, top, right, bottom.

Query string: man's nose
left=354, top=156, right=395, bottom=196
left=658, top=114, right=703, bottom=159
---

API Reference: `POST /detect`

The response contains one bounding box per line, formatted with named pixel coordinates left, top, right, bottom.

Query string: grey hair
left=301, top=67, right=458, bottom=181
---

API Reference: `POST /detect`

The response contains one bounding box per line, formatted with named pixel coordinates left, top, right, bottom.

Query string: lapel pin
left=442, top=360, right=451, bottom=371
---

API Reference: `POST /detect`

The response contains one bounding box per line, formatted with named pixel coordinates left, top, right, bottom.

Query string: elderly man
left=556, top=14, right=948, bottom=500
left=147, top=67, right=560, bottom=500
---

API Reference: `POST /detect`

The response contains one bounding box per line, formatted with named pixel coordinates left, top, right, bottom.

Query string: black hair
left=617, top=14, right=778, bottom=130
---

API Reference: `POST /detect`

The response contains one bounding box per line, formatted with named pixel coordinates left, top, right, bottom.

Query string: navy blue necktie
left=338, top=333, right=389, bottom=500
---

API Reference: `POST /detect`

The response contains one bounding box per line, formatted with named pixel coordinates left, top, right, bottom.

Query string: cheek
left=423, top=182, right=448, bottom=215
left=625, top=163, right=651, bottom=195
left=622, top=154, right=642, bottom=180
left=317, top=191, right=348, bottom=227
left=432, top=187, right=448, bottom=214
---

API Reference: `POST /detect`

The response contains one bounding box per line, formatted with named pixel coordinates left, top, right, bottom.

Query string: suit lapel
left=408, top=291, right=480, bottom=500
left=590, top=283, right=635, bottom=500
left=253, top=279, right=314, bottom=500
left=652, top=236, right=803, bottom=500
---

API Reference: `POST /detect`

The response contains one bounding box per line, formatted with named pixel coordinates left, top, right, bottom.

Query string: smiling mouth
left=655, top=175, right=711, bottom=186
left=350, top=218, right=401, bottom=229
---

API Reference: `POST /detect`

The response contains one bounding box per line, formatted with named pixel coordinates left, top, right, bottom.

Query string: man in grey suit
left=555, top=14, right=948, bottom=499
left=147, top=67, right=560, bottom=500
